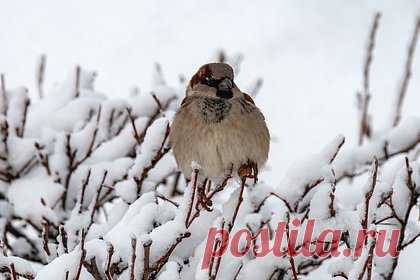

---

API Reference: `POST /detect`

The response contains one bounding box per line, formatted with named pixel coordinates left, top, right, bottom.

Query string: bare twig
left=185, top=169, right=199, bottom=227
left=59, top=225, right=69, bottom=254
left=10, top=263, right=17, bottom=280
left=358, top=13, right=381, bottom=145
left=150, top=92, right=162, bottom=111
left=286, top=213, right=298, bottom=280
left=79, top=106, right=102, bottom=163
left=337, top=135, right=420, bottom=182
left=362, top=158, right=378, bottom=229
left=383, top=158, right=419, bottom=279
left=258, top=192, right=293, bottom=212
left=41, top=220, right=51, bottom=257
left=16, top=97, right=30, bottom=137
left=205, top=170, right=232, bottom=202
left=83, top=257, right=103, bottom=280
left=329, top=176, right=337, bottom=218
left=89, top=170, right=108, bottom=224
left=295, top=178, right=324, bottom=212
left=135, top=123, right=171, bottom=195
left=62, top=107, right=101, bottom=209
left=156, top=193, right=179, bottom=207
left=357, top=237, right=376, bottom=280
left=36, top=54, right=46, bottom=99
left=129, top=236, right=137, bottom=280
left=78, top=169, right=91, bottom=214
left=392, top=16, right=420, bottom=127
left=126, top=107, right=141, bottom=144
left=248, top=78, right=263, bottom=97
left=105, top=243, right=114, bottom=280
left=74, top=65, right=81, bottom=98
left=152, top=232, right=191, bottom=275
left=142, top=239, right=152, bottom=280
left=1, top=73, right=7, bottom=115
left=228, top=177, right=246, bottom=232
left=209, top=220, right=225, bottom=280
left=74, top=229, right=87, bottom=280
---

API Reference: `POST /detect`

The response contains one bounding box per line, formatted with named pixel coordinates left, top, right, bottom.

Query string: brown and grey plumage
left=169, top=63, right=270, bottom=181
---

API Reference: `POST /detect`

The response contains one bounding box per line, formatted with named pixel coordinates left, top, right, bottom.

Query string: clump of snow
left=1, top=50, right=420, bottom=280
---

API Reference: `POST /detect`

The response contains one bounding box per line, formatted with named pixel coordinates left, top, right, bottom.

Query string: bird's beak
left=218, top=78, right=233, bottom=91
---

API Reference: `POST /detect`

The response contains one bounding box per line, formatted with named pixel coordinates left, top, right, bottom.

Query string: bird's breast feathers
left=170, top=95, right=269, bottom=179
left=180, top=95, right=257, bottom=123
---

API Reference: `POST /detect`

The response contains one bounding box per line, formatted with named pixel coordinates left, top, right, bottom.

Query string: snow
left=0, top=254, right=35, bottom=279
left=7, top=174, right=63, bottom=226
left=115, top=178, right=138, bottom=203
left=158, top=261, right=181, bottom=280
left=35, top=250, right=93, bottom=280
left=1, top=1, right=420, bottom=279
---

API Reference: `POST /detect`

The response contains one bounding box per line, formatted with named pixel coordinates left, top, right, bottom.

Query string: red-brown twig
left=41, top=220, right=51, bottom=257
left=126, top=107, right=141, bottom=145
left=383, top=158, right=419, bottom=279
left=150, top=92, right=163, bottom=111
left=337, top=134, right=420, bottom=182
left=135, top=124, right=171, bottom=196
left=16, top=97, right=30, bottom=137
left=1, top=73, right=7, bottom=115
left=255, top=192, right=293, bottom=213
left=228, top=177, right=246, bottom=232
left=156, top=193, right=179, bottom=208
left=36, top=54, right=46, bottom=99
left=357, top=237, right=376, bottom=280
left=34, top=142, right=51, bottom=176
left=208, top=220, right=225, bottom=280
left=10, top=263, right=17, bottom=280
left=105, top=243, right=114, bottom=280
left=392, top=16, right=420, bottom=127
left=135, top=95, right=176, bottom=149
left=205, top=171, right=232, bottom=202
left=151, top=232, right=191, bottom=276
left=74, top=65, right=81, bottom=98
left=89, top=170, right=108, bottom=224
left=62, top=107, right=101, bottom=209
left=74, top=229, right=86, bottom=280
left=358, top=12, right=381, bottom=145
left=78, top=169, right=91, bottom=214
left=285, top=213, right=298, bottom=280
left=142, top=239, right=152, bottom=280
left=185, top=169, right=199, bottom=227
left=402, top=232, right=420, bottom=250
left=58, top=225, right=68, bottom=255
left=362, top=158, right=378, bottom=230
left=329, top=177, right=337, bottom=218
left=294, top=178, right=324, bottom=212
left=129, top=236, right=137, bottom=280
left=83, top=257, right=103, bottom=280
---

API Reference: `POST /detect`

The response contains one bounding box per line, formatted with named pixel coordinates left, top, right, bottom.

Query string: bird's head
left=187, top=63, right=241, bottom=99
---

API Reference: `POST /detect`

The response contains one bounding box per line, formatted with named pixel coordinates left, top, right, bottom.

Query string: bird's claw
left=238, top=161, right=258, bottom=183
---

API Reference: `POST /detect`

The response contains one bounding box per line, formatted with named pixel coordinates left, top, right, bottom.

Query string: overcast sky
left=1, top=0, right=420, bottom=184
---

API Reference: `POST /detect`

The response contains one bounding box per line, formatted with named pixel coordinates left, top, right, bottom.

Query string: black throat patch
left=216, top=89, right=233, bottom=99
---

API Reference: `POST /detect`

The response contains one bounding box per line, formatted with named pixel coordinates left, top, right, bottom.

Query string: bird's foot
left=238, top=161, right=258, bottom=183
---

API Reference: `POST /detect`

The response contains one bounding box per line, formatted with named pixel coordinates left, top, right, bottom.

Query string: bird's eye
left=203, top=76, right=217, bottom=87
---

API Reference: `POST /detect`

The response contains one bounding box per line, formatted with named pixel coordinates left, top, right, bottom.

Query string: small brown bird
left=169, top=63, right=270, bottom=181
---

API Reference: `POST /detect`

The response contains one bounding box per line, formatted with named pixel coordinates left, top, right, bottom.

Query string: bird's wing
left=242, top=92, right=255, bottom=105
left=180, top=96, right=194, bottom=107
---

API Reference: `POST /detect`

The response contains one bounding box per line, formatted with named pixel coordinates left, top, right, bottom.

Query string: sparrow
left=169, top=63, right=270, bottom=181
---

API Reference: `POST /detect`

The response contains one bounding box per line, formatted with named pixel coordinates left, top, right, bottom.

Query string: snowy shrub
left=0, top=15, right=420, bottom=280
